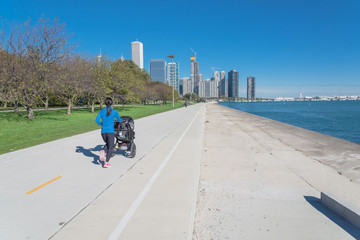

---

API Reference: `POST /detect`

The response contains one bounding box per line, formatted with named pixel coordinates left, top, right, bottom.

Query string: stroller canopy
left=121, top=116, right=134, bottom=128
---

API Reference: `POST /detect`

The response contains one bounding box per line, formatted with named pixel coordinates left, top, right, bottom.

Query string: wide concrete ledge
left=321, top=192, right=360, bottom=229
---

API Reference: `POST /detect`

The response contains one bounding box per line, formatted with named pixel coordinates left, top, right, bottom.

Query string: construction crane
left=190, top=48, right=197, bottom=60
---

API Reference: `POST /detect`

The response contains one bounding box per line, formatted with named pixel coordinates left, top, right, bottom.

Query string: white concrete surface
left=51, top=103, right=205, bottom=240
left=1, top=102, right=360, bottom=240
left=0, top=103, right=204, bottom=240
left=193, top=103, right=360, bottom=240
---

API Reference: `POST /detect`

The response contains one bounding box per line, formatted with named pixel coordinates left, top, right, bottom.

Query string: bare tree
left=140, top=82, right=155, bottom=105
left=4, top=19, right=38, bottom=118
left=0, top=49, right=23, bottom=112
left=1, top=17, right=73, bottom=118
left=28, top=17, right=74, bottom=110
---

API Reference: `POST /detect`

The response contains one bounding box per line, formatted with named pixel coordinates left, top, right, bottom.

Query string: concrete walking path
left=51, top=103, right=205, bottom=240
left=0, top=103, right=204, bottom=240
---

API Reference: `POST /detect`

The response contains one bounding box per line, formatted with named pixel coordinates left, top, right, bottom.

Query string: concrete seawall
left=193, top=103, right=360, bottom=239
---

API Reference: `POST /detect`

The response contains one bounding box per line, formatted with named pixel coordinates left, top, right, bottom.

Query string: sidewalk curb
left=321, top=192, right=360, bottom=229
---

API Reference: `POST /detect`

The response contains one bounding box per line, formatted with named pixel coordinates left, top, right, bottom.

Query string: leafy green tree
left=56, top=55, right=90, bottom=114
left=109, top=59, right=131, bottom=108
left=129, top=67, right=151, bottom=107
left=108, top=59, right=150, bottom=108
left=183, top=93, right=199, bottom=102
left=88, top=56, right=112, bottom=111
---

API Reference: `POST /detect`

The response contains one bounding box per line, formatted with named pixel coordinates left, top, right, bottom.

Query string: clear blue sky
left=1, top=0, right=359, bottom=98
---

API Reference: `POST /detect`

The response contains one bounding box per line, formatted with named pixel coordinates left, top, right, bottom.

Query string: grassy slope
left=0, top=102, right=185, bottom=155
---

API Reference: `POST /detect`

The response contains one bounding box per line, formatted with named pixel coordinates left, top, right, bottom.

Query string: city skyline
left=1, top=0, right=359, bottom=98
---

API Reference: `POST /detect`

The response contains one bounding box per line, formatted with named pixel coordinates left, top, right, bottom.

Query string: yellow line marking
left=26, top=176, right=62, bottom=194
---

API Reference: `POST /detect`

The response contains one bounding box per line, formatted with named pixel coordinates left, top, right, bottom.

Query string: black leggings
left=101, top=133, right=115, bottom=162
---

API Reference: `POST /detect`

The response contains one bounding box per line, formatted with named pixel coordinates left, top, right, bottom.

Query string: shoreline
left=193, top=103, right=360, bottom=239
left=219, top=100, right=360, bottom=145
left=218, top=103, right=360, bottom=183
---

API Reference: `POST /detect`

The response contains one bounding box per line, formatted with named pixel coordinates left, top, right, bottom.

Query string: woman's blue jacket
left=95, top=106, right=121, bottom=133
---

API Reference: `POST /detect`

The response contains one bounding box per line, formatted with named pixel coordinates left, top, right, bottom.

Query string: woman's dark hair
left=105, top=97, right=113, bottom=116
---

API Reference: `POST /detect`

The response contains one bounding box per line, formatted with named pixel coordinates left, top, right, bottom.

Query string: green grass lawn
left=0, top=102, right=186, bottom=155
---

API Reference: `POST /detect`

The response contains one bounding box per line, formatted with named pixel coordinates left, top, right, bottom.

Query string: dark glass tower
left=247, top=76, right=256, bottom=100
left=150, top=59, right=166, bottom=83
left=220, top=71, right=226, bottom=97
left=228, top=70, right=239, bottom=98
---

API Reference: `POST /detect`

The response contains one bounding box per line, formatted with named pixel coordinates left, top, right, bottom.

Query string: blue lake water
left=219, top=101, right=360, bottom=144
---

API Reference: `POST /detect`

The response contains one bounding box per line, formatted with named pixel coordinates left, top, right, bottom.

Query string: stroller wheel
left=128, top=142, right=136, bottom=158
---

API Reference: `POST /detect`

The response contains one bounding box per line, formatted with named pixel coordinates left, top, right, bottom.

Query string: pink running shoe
left=99, top=150, right=105, bottom=162
left=103, top=162, right=111, bottom=168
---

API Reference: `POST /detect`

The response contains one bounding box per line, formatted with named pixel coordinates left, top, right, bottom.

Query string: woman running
left=95, top=97, right=121, bottom=168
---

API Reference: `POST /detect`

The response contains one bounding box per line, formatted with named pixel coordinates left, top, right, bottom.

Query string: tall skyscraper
left=228, top=70, right=239, bottom=98
left=220, top=71, right=227, bottom=97
left=181, top=77, right=191, bottom=95
left=247, top=76, right=256, bottom=101
left=213, top=71, right=220, bottom=97
left=168, top=62, right=179, bottom=91
left=190, top=56, right=199, bottom=94
left=214, top=71, right=220, bottom=81
left=131, top=41, right=143, bottom=69
left=150, top=59, right=166, bottom=83
left=210, top=79, right=219, bottom=98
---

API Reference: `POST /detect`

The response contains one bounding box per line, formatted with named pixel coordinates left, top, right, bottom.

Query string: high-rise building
left=214, top=71, right=220, bottom=81
left=168, top=62, right=179, bottom=92
left=190, top=56, right=199, bottom=94
left=220, top=71, right=227, bottom=97
left=228, top=70, right=239, bottom=98
left=179, top=79, right=183, bottom=95
left=199, top=79, right=219, bottom=98
left=181, top=77, right=192, bottom=95
left=211, top=79, right=219, bottom=98
left=150, top=59, right=166, bottom=83
left=131, top=41, right=143, bottom=69
left=198, top=80, right=207, bottom=98
left=213, top=71, right=220, bottom=97
left=247, top=76, right=256, bottom=101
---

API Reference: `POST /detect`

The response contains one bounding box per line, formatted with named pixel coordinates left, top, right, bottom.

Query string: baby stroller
left=112, top=116, right=136, bottom=158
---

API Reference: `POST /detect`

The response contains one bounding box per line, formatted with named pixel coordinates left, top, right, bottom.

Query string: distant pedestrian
left=184, top=101, right=187, bottom=108
left=95, top=97, right=122, bottom=168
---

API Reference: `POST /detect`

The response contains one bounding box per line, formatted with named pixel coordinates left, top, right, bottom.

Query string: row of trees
left=0, top=17, right=178, bottom=119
